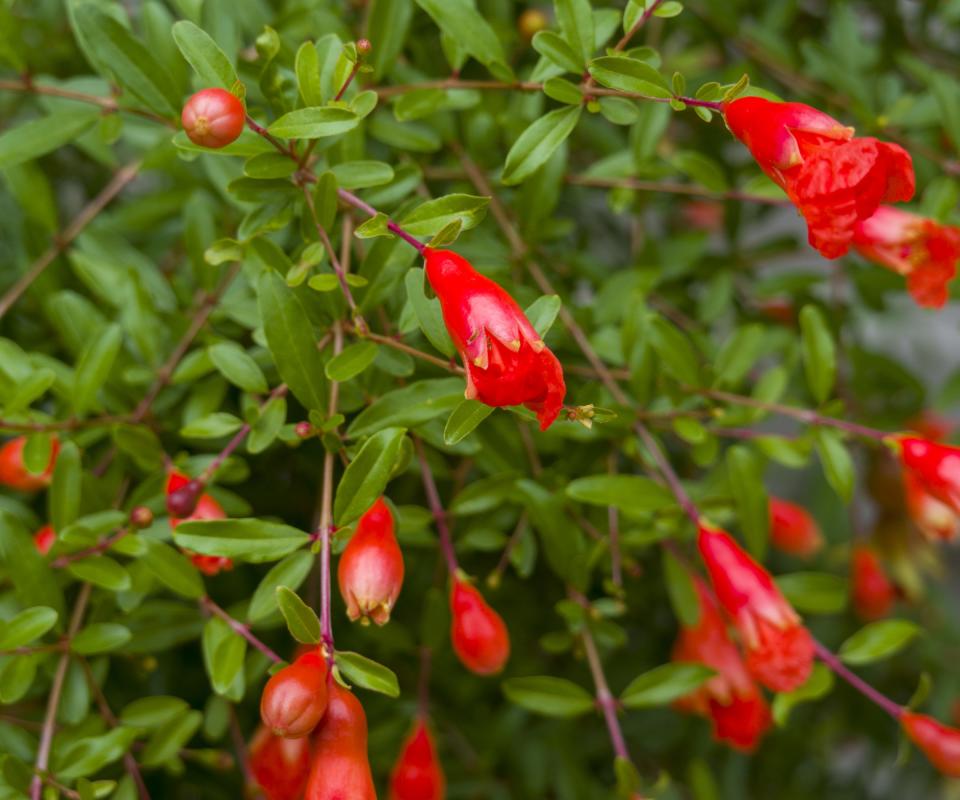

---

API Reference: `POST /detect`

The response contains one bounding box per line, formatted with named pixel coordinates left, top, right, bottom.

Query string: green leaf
left=814, top=428, right=854, bottom=502
left=258, top=270, right=327, bottom=411
left=66, top=557, right=132, bottom=592
left=347, top=378, right=463, bottom=438
left=173, top=519, right=310, bottom=563
left=335, top=651, right=400, bottom=697
left=502, top=676, right=595, bottom=717
left=141, top=540, right=205, bottom=599
left=334, top=427, right=407, bottom=524
left=120, top=696, right=190, bottom=729
left=366, top=0, right=415, bottom=80
left=543, top=77, right=583, bottom=105
left=503, top=106, right=582, bottom=186
left=776, top=572, right=848, bottom=614
left=172, top=20, right=238, bottom=88
left=58, top=728, right=138, bottom=780
left=664, top=548, right=699, bottom=627
left=725, top=446, right=769, bottom=558
left=0, top=111, right=99, bottom=169
left=249, top=394, right=287, bottom=454
left=72, top=623, right=132, bottom=654
left=525, top=295, right=562, bottom=337
left=73, top=323, right=123, bottom=415
left=276, top=586, right=321, bottom=644
left=566, top=475, right=674, bottom=515
left=180, top=412, right=244, bottom=439
left=655, top=0, right=684, bottom=17
left=404, top=268, right=455, bottom=357
left=400, top=194, right=490, bottom=236
left=839, top=620, right=921, bottom=666
left=49, top=441, right=82, bottom=533
left=532, top=31, right=583, bottom=73
left=799, top=305, right=836, bottom=403
left=772, top=663, right=834, bottom=726
left=295, top=41, right=323, bottom=107
left=267, top=107, right=359, bottom=139
left=208, top=342, right=269, bottom=394
left=140, top=710, right=202, bottom=767
left=330, top=161, right=395, bottom=190
left=588, top=55, right=672, bottom=98
left=0, top=606, right=58, bottom=650
left=414, top=0, right=510, bottom=79
left=555, top=0, right=595, bottom=65
left=248, top=550, right=315, bottom=622
left=620, top=663, right=715, bottom=708
left=649, top=317, right=700, bottom=385
left=444, top=400, right=494, bottom=445
left=325, top=342, right=380, bottom=382
left=714, top=324, right=765, bottom=387
left=203, top=617, right=246, bottom=696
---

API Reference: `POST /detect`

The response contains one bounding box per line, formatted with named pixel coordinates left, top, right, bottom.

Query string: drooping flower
left=672, top=579, right=772, bottom=752
left=450, top=577, right=510, bottom=676
left=33, top=524, right=56, bottom=556
left=697, top=521, right=815, bottom=692
left=166, top=470, right=233, bottom=576
left=423, top=248, right=566, bottom=430
left=723, top=96, right=914, bottom=259
left=853, top=206, right=960, bottom=308
left=389, top=718, right=446, bottom=800
left=247, top=725, right=312, bottom=800
left=337, top=497, right=404, bottom=625
left=901, top=711, right=960, bottom=777
left=850, top=545, right=896, bottom=621
left=0, top=436, right=59, bottom=492
left=260, top=647, right=329, bottom=739
left=905, top=472, right=959, bottom=541
left=769, top=497, right=824, bottom=558
left=890, top=435, right=960, bottom=517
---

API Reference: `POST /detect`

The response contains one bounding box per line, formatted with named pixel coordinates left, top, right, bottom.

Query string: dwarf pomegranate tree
left=2, top=1, right=960, bottom=798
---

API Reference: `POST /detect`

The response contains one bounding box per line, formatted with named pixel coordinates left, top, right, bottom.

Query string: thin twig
left=0, top=79, right=175, bottom=126
left=813, top=639, right=903, bottom=719
left=413, top=437, right=459, bottom=575
left=318, top=323, right=343, bottom=662
left=200, top=596, right=282, bottom=665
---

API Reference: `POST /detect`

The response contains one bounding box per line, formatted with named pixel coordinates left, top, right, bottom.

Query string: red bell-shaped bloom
left=697, top=522, right=814, bottom=693
left=260, top=648, right=329, bottom=738
left=892, top=435, right=960, bottom=516
left=247, top=725, right=312, bottom=800
left=450, top=577, right=510, bottom=675
left=853, top=206, right=960, bottom=308
left=389, top=718, right=446, bottom=800
left=33, top=524, right=56, bottom=556
left=901, top=711, right=960, bottom=777
left=672, top=579, right=772, bottom=752
left=166, top=470, right=234, bottom=576
left=423, top=248, right=566, bottom=430
left=305, top=682, right=377, bottom=800
left=723, top=97, right=914, bottom=259
left=337, top=497, right=404, bottom=625
left=0, top=436, right=59, bottom=492
left=905, top=472, right=959, bottom=541
left=850, top=545, right=896, bottom=621
left=769, top=498, right=824, bottom=558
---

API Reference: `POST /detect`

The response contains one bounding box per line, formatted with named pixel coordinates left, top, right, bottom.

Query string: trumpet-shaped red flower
left=33, top=524, right=56, bottom=556
left=337, top=497, right=404, bottom=625
left=450, top=578, right=510, bottom=675
left=901, top=711, right=960, bottom=777
left=0, top=436, right=59, bottom=492
left=723, top=97, right=914, bottom=259
left=853, top=206, right=960, bottom=308
left=850, top=545, right=896, bottom=621
left=389, top=718, right=446, bottom=800
left=423, top=248, right=566, bottom=430
left=672, top=579, right=772, bottom=752
left=769, top=498, right=824, bottom=558
left=260, top=648, right=329, bottom=739
left=697, top=522, right=814, bottom=692
left=166, top=470, right=234, bottom=576
left=905, top=472, right=959, bottom=541
left=248, top=725, right=312, bottom=800
left=892, top=436, right=960, bottom=516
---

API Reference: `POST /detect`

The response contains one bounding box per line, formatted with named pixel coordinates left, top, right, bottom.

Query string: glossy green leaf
left=276, top=586, right=321, bottom=644
left=172, top=20, right=238, bottom=88
left=503, top=106, right=582, bottom=186
left=620, top=663, right=715, bottom=708
left=73, top=323, right=123, bottom=414
left=588, top=55, right=672, bottom=97
left=839, top=620, right=921, bottom=666
left=0, top=606, right=58, bottom=650
left=141, top=540, right=205, bottom=599
left=444, top=399, right=494, bottom=445
left=325, top=342, right=380, bottom=382
left=334, top=427, right=407, bottom=524
left=502, top=675, right=596, bottom=717
left=725, top=445, right=769, bottom=558
left=347, top=379, right=463, bottom=438
left=404, top=268, right=455, bottom=357
left=414, top=0, right=510, bottom=79
left=208, top=342, right=269, bottom=394
left=267, top=107, right=359, bottom=139
left=66, top=557, right=131, bottom=592
left=49, top=441, right=82, bottom=533
left=72, top=623, right=132, bottom=654
left=174, top=518, right=310, bottom=563
left=800, top=305, right=836, bottom=404
left=0, top=111, right=99, bottom=169
left=336, top=651, right=400, bottom=697
left=566, top=475, right=674, bottom=515
left=248, top=550, right=315, bottom=622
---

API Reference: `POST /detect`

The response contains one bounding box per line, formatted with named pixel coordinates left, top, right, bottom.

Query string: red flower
left=672, top=579, right=772, bottom=752
left=892, top=435, right=960, bottom=516
left=850, top=545, right=896, bottom=621
left=0, top=436, right=59, bottom=492
left=905, top=472, right=959, bottom=541
left=697, top=522, right=814, bottom=692
left=305, top=683, right=377, bottom=800
left=449, top=578, right=510, bottom=675
left=247, top=725, right=312, bottom=800
left=723, top=97, right=914, bottom=259
left=260, top=647, right=329, bottom=738
left=166, top=470, right=234, bottom=575
left=769, top=498, right=824, bottom=558
left=389, top=718, right=446, bottom=800
left=852, top=206, right=960, bottom=308
left=423, top=248, right=566, bottom=430
left=901, top=711, right=960, bottom=777
left=337, top=497, right=404, bottom=625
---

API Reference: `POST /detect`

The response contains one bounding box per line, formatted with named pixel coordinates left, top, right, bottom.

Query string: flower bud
left=389, top=718, right=445, bottom=800
left=260, top=649, right=329, bottom=738
left=450, top=578, right=510, bottom=676
left=33, top=525, right=56, bottom=556
left=901, top=711, right=960, bottom=777
left=338, top=497, right=404, bottom=625
left=518, top=8, right=548, bottom=40
left=769, top=497, right=823, bottom=557
left=166, top=471, right=205, bottom=519
left=295, top=421, right=314, bottom=439
left=0, top=436, right=59, bottom=492
left=191, top=554, right=234, bottom=576
left=356, top=38, right=372, bottom=55
left=247, top=725, right=311, bottom=800
left=181, top=88, right=245, bottom=149
left=850, top=545, right=895, bottom=621
left=129, top=506, right=154, bottom=529
left=305, top=682, right=376, bottom=800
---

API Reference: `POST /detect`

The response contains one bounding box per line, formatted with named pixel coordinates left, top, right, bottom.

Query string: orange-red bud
left=769, top=497, right=823, bottom=557
left=390, top=718, right=445, bottom=800
left=850, top=545, right=896, bottom=621
left=181, top=88, right=245, bottom=149
left=450, top=578, right=510, bottom=676
left=167, top=470, right=234, bottom=575
left=247, top=725, right=312, bottom=800
left=0, top=436, right=59, bottom=492
left=129, top=506, right=154, bottom=529
left=33, top=524, right=56, bottom=556
left=260, top=649, right=329, bottom=738
left=305, top=682, right=376, bottom=800
left=901, top=711, right=960, bottom=777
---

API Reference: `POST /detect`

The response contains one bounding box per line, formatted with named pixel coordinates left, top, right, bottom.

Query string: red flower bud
left=697, top=522, right=814, bottom=692
left=190, top=553, right=234, bottom=576
left=449, top=578, right=510, bottom=675
left=0, top=436, right=59, bottom=492
left=260, top=649, right=329, bottom=738
left=389, top=718, right=446, bottom=800
left=33, top=525, right=56, bottom=556
left=129, top=506, right=154, bottom=529
left=424, top=248, right=566, bottom=431
left=356, top=38, right=372, bottom=55
left=295, top=421, right=314, bottom=439
left=305, top=682, right=376, bottom=800
left=723, top=96, right=914, bottom=259
left=905, top=472, right=959, bottom=541
left=901, top=711, right=960, bottom=777
left=769, top=497, right=823, bottom=558
left=247, top=725, right=312, bottom=800
left=672, top=579, right=771, bottom=752
left=166, top=471, right=205, bottom=519
left=853, top=206, right=960, bottom=308
left=181, top=88, right=245, bottom=149
left=850, top=545, right=895, bottom=621
left=893, top=435, right=960, bottom=517
left=337, top=497, right=404, bottom=625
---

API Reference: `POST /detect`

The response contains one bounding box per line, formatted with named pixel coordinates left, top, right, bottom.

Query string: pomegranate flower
left=723, top=96, right=914, bottom=259
left=850, top=545, right=896, bottom=621
left=166, top=470, right=234, bottom=576
left=905, top=472, right=959, bottom=542
left=247, top=725, right=312, bottom=800
left=672, top=579, right=772, bottom=752
left=891, top=436, right=960, bottom=517
left=423, top=248, right=566, bottom=430
left=450, top=577, right=510, bottom=675
left=697, top=522, right=814, bottom=693
left=0, top=436, right=59, bottom=492
left=389, top=718, right=446, bottom=800
left=769, top=497, right=824, bottom=558
left=33, top=524, right=56, bottom=556
left=901, top=711, right=960, bottom=777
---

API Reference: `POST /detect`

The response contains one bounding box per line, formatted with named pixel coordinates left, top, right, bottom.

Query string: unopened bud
left=295, top=421, right=314, bottom=439
left=167, top=479, right=204, bottom=518
left=130, top=506, right=154, bottom=529
left=356, top=38, right=372, bottom=55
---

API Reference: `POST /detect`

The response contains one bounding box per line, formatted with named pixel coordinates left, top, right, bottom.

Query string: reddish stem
left=813, top=639, right=903, bottom=719
left=335, top=188, right=426, bottom=253
left=413, top=437, right=459, bottom=575
left=201, top=596, right=283, bottom=665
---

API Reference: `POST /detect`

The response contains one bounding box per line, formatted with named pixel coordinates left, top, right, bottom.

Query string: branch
left=0, top=79, right=175, bottom=127
left=200, top=596, right=283, bottom=665
left=412, top=436, right=459, bottom=575
left=813, top=639, right=903, bottom=719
